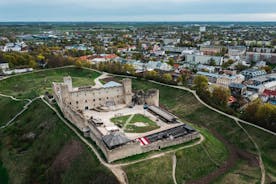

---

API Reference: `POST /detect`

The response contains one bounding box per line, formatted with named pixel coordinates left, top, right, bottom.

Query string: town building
left=246, top=52, right=276, bottom=64
left=229, top=83, right=247, bottom=97
left=196, top=71, right=245, bottom=87
left=241, top=69, right=267, bottom=80
left=200, top=45, right=223, bottom=56
left=186, top=54, right=223, bottom=66
left=0, top=62, right=9, bottom=71
left=228, top=46, right=246, bottom=60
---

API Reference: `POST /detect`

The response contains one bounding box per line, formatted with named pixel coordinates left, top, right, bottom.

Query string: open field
left=213, top=159, right=261, bottom=184
left=0, top=67, right=100, bottom=99
left=242, top=124, right=276, bottom=182
left=111, top=114, right=160, bottom=133
left=124, top=155, right=174, bottom=184
left=0, top=100, right=118, bottom=184
left=0, top=97, right=27, bottom=126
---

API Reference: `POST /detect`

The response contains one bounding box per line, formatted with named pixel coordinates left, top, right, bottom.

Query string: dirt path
left=122, top=114, right=134, bottom=130
left=186, top=128, right=259, bottom=184
left=94, top=72, right=108, bottom=88
left=234, top=120, right=265, bottom=184
left=172, top=154, right=177, bottom=184
left=0, top=94, right=40, bottom=129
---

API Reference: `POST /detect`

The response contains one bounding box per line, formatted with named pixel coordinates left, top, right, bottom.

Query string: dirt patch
left=187, top=128, right=259, bottom=184
left=133, top=122, right=147, bottom=127
left=47, top=140, right=84, bottom=183
left=102, top=77, right=121, bottom=83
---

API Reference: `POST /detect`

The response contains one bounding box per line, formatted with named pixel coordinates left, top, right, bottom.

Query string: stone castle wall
left=52, top=77, right=196, bottom=163
left=58, top=102, right=200, bottom=163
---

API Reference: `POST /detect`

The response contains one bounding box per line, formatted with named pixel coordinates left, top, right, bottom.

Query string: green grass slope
left=0, top=67, right=100, bottom=99
left=0, top=97, right=27, bottom=127
left=0, top=100, right=118, bottom=184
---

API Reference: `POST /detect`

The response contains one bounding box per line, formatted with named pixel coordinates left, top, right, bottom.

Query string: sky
left=1, top=0, right=276, bottom=22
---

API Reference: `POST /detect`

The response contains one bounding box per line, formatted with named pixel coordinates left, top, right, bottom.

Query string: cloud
left=0, top=0, right=276, bottom=21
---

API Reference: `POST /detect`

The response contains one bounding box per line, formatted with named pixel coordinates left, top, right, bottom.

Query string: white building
left=3, top=68, right=33, bottom=75
left=196, top=71, right=245, bottom=87
left=199, top=26, right=206, bottom=32
left=186, top=54, right=223, bottom=66
left=0, top=62, right=9, bottom=70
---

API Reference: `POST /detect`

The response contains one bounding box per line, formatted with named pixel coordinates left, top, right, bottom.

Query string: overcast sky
left=1, top=0, right=276, bottom=21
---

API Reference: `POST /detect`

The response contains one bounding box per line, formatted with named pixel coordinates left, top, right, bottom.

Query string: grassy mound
left=0, top=100, right=118, bottom=184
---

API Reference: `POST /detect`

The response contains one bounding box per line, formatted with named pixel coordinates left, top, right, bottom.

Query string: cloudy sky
left=1, top=0, right=276, bottom=21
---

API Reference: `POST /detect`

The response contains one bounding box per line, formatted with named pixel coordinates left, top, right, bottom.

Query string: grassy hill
left=0, top=100, right=118, bottom=184
left=0, top=97, right=27, bottom=127
left=0, top=67, right=274, bottom=184
left=0, top=67, right=100, bottom=99
left=125, top=78, right=274, bottom=183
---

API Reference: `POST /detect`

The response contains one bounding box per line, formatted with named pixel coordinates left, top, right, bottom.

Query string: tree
left=168, top=58, right=175, bottom=66
left=75, top=59, right=83, bottom=68
left=222, top=59, right=234, bottom=69
left=37, top=54, right=45, bottom=61
left=162, top=73, right=172, bottom=83
left=235, top=63, right=248, bottom=72
left=212, top=87, right=231, bottom=106
left=29, top=59, right=37, bottom=68
left=146, top=70, right=158, bottom=79
left=243, top=100, right=276, bottom=131
left=261, top=66, right=272, bottom=74
left=193, top=75, right=208, bottom=93
left=208, top=59, right=216, bottom=66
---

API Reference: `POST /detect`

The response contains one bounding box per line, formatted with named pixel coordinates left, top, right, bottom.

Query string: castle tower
left=122, top=78, right=132, bottom=105
left=63, top=76, right=73, bottom=92
left=145, top=89, right=159, bottom=107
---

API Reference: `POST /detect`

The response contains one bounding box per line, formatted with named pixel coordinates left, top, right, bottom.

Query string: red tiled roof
left=263, top=89, right=276, bottom=96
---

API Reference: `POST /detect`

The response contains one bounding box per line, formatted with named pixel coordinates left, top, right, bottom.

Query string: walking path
left=0, top=94, right=39, bottom=129
left=172, top=154, right=177, bottom=184
left=94, top=72, right=109, bottom=88
left=234, top=120, right=265, bottom=184
left=122, top=114, right=135, bottom=130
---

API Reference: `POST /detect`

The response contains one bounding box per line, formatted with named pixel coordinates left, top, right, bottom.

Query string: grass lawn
left=241, top=124, right=276, bottom=181
left=0, top=160, right=8, bottom=184
left=111, top=115, right=131, bottom=128
left=175, top=128, right=228, bottom=183
left=124, top=155, right=174, bottom=184
left=111, top=114, right=160, bottom=133
left=213, top=159, right=261, bottom=184
left=0, top=100, right=118, bottom=184
left=0, top=67, right=101, bottom=99
left=0, top=97, right=27, bottom=127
